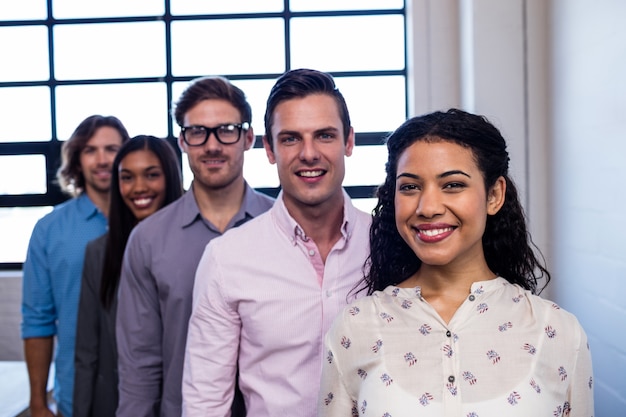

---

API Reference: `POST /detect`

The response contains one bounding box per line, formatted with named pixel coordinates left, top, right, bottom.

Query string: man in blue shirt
left=21, top=115, right=130, bottom=417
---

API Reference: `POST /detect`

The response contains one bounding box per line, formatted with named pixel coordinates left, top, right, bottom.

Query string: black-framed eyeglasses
left=180, top=122, right=250, bottom=146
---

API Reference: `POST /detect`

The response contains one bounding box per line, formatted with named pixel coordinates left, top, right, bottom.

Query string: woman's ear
left=487, top=176, right=506, bottom=215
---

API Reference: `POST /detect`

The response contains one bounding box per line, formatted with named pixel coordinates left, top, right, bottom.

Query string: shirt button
left=326, top=290, right=332, bottom=297
left=448, top=375, right=455, bottom=383
left=468, top=294, right=475, bottom=301
left=446, top=330, right=452, bottom=337
left=308, top=249, right=315, bottom=256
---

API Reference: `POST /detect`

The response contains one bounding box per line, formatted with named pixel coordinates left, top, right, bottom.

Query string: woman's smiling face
left=118, top=149, right=167, bottom=221
left=394, top=138, right=505, bottom=270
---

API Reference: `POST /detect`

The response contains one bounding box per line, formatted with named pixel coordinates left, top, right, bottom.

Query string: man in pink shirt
left=182, top=68, right=372, bottom=416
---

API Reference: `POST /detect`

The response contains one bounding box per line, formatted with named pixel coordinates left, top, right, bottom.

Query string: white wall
left=0, top=271, right=25, bottom=360
left=409, top=0, right=624, bottom=414
left=550, top=0, right=626, bottom=414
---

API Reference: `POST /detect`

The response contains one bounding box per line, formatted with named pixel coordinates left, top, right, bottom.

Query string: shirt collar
left=273, top=188, right=355, bottom=244
left=469, top=277, right=509, bottom=295
left=180, top=181, right=271, bottom=229
left=383, top=277, right=510, bottom=299
left=180, top=187, right=203, bottom=228
left=77, top=193, right=104, bottom=220
left=238, top=182, right=274, bottom=221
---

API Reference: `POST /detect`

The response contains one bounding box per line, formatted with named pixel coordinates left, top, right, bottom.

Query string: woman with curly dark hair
left=318, top=109, right=594, bottom=416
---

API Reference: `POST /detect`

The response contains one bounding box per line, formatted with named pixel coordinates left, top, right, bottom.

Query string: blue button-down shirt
left=22, top=193, right=108, bottom=417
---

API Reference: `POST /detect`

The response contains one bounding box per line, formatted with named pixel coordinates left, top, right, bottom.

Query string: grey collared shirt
left=116, top=183, right=274, bottom=417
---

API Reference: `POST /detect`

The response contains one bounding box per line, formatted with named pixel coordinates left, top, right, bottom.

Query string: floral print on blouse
left=318, top=278, right=594, bottom=417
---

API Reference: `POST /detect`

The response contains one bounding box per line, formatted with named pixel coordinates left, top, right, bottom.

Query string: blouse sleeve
left=568, top=322, right=594, bottom=417
left=318, top=312, right=358, bottom=417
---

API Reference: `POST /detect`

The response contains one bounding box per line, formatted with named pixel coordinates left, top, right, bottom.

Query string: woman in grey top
left=73, top=136, right=183, bottom=417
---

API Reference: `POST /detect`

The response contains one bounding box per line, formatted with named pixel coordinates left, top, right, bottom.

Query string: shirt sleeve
left=568, top=322, right=594, bottom=417
left=116, top=231, right=162, bottom=417
left=182, top=243, right=241, bottom=417
left=318, top=312, right=357, bottom=417
left=21, top=219, right=57, bottom=338
left=73, top=242, right=100, bottom=417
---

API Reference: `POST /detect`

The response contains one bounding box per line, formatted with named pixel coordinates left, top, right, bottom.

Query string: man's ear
left=345, top=127, right=355, bottom=157
left=243, top=127, right=255, bottom=151
left=487, top=176, right=506, bottom=215
left=262, top=135, right=276, bottom=164
left=177, top=133, right=186, bottom=153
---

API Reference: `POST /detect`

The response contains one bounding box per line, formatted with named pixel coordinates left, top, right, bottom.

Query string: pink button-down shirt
left=183, top=191, right=372, bottom=417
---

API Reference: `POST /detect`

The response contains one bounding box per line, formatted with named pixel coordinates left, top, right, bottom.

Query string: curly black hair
left=362, top=108, right=550, bottom=295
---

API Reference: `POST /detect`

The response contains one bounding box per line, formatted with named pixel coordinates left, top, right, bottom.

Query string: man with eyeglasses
left=115, top=76, right=274, bottom=417
left=182, top=69, right=372, bottom=416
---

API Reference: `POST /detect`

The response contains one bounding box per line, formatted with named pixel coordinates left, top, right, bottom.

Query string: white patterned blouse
left=318, top=277, right=594, bottom=417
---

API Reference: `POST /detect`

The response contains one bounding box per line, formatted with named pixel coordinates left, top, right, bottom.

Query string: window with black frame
left=0, top=0, right=407, bottom=267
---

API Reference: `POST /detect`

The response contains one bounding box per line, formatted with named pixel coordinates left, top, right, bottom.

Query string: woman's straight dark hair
left=100, top=135, right=184, bottom=308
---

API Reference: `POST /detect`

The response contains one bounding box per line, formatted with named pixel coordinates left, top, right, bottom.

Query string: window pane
left=0, top=3, right=408, bottom=268
left=0, top=86, right=51, bottom=142
left=171, top=0, right=283, bottom=15
left=335, top=76, right=406, bottom=133
left=52, top=0, right=164, bottom=19
left=172, top=78, right=276, bottom=135
left=243, top=148, right=277, bottom=188
left=0, top=0, right=47, bottom=20
left=171, top=18, right=285, bottom=76
left=171, top=80, right=190, bottom=129
left=55, top=83, right=168, bottom=139
left=0, top=26, right=49, bottom=82
left=181, top=157, right=192, bottom=191
left=0, top=206, right=52, bottom=263
left=290, top=0, right=403, bottom=12
left=344, top=145, right=387, bottom=187
left=230, top=79, right=276, bottom=134
left=291, top=15, right=405, bottom=72
left=0, top=155, right=47, bottom=195
left=352, top=197, right=376, bottom=215
left=54, top=22, right=166, bottom=80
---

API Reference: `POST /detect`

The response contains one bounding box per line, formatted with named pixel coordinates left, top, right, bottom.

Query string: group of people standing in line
left=20, top=68, right=594, bottom=417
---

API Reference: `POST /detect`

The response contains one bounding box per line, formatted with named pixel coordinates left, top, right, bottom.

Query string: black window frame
left=0, top=1, right=407, bottom=269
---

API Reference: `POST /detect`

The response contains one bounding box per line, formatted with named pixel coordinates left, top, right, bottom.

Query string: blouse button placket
left=443, top=326, right=461, bottom=413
